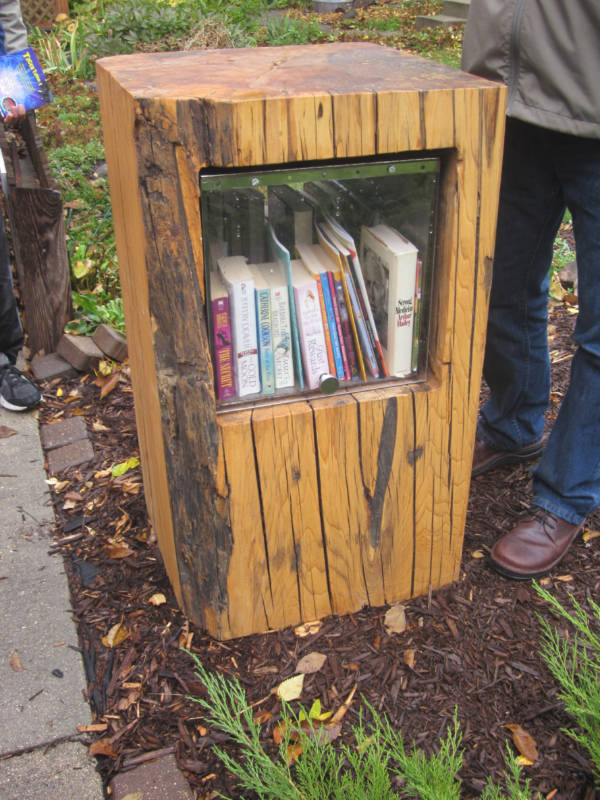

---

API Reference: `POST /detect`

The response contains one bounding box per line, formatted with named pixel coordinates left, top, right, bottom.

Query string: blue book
left=267, top=224, right=304, bottom=390
left=0, top=48, right=52, bottom=118
left=320, top=273, right=344, bottom=380
left=249, top=266, right=276, bottom=395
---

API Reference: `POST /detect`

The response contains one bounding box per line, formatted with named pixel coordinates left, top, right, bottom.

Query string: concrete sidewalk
left=0, top=404, right=103, bottom=800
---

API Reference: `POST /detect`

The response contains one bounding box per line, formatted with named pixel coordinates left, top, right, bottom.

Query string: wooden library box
left=97, top=43, right=506, bottom=640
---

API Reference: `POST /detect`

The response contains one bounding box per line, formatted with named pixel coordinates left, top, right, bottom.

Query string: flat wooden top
left=96, top=42, right=497, bottom=102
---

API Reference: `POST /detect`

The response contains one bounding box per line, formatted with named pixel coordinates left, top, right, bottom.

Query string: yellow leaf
left=73, top=258, right=93, bottom=280
left=276, top=674, right=305, bottom=702
left=102, top=621, right=130, bottom=648
left=296, top=652, right=327, bottom=674
left=403, top=649, right=416, bottom=669
left=516, top=755, right=534, bottom=767
left=111, top=457, right=140, bottom=477
left=294, top=620, right=322, bottom=637
left=505, top=723, right=539, bottom=762
left=93, top=421, right=110, bottom=432
left=471, top=550, right=485, bottom=559
left=98, top=359, right=114, bottom=377
left=384, top=603, right=407, bottom=634
left=56, top=388, right=63, bottom=397
left=149, top=593, right=167, bottom=606
left=583, top=529, right=600, bottom=543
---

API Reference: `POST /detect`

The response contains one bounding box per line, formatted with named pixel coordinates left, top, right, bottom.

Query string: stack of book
left=206, top=186, right=421, bottom=403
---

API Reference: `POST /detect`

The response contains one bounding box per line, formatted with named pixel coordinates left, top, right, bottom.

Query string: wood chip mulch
left=39, top=300, right=599, bottom=799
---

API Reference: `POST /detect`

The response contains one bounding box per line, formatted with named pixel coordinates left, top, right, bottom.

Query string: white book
left=359, top=224, right=418, bottom=378
left=217, top=255, right=260, bottom=397
left=289, top=259, right=329, bottom=391
left=254, top=262, right=295, bottom=390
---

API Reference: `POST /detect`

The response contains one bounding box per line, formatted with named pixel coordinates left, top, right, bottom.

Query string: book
left=248, top=264, right=276, bottom=395
left=289, top=259, right=330, bottom=391
left=0, top=48, right=52, bottom=118
left=217, top=255, right=261, bottom=397
left=295, top=241, right=345, bottom=381
left=268, top=184, right=313, bottom=254
left=238, top=188, right=267, bottom=264
left=255, top=262, right=295, bottom=390
left=267, top=224, right=304, bottom=390
left=324, top=215, right=388, bottom=377
left=318, top=223, right=380, bottom=380
left=209, top=271, right=235, bottom=401
left=359, top=224, right=418, bottom=378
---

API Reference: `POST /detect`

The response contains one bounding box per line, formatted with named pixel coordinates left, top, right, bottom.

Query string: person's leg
left=478, top=118, right=566, bottom=452
left=532, top=131, right=600, bottom=524
left=0, top=213, right=24, bottom=363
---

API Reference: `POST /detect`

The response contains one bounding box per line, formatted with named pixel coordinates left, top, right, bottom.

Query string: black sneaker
left=0, top=363, right=42, bottom=411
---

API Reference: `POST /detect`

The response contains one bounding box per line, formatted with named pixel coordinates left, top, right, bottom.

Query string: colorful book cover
left=267, top=224, right=304, bottom=390
left=210, top=272, right=235, bottom=401
left=0, top=48, right=52, bottom=118
left=320, top=273, right=345, bottom=380
left=269, top=280, right=295, bottom=390
left=217, top=255, right=261, bottom=397
left=327, top=271, right=351, bottom=380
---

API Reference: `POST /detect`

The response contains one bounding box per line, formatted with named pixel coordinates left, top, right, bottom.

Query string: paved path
left=0, top=405, right=103, bottom=799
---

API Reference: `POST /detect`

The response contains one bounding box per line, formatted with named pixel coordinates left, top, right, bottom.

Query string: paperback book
left=0, top=48, right=52, bottom=118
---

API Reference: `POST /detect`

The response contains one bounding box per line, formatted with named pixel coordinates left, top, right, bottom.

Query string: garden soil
left=39, top=290, right=600, bottom=799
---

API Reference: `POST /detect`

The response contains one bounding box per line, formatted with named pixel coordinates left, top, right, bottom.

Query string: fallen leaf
left=102, top=621, right=130, bottom=648
left=296, top=652, right=327, bottom=675
left=98, top=359, right=115, bottom=377
left=100, top=372, right=121, bottom=399
left=253, top=710, right=273, bottom=725
left=384, top=603, right=407, bottom=634
left=294, top=620, right=322, bottom=637
left=149, top=593, right=167, bottom=606
left=516, top=755, right=534, bottom=767
left=0, top=425, right=17, bottom=439
left=92, top=420, right=110, bottom=433
left=330, top=683, right=357, bottom=725
left=111, top=457, right=140, bottom=477
left=506, top=723, right=539, bottom=762
left=107, top=541, right=135, bottom=559
left=583, top=529, right=600, bottom=543
left=276, top=673, right=305, bottom=702
left=556, top=574, right=573, bottom=582
left=305, top=698, right=332, bottom=722
left=287, top=742, right=303, bottom=764
left=471, top=550, right=485, bottom=559
left=403, top=649, right=416, bottom=669
left=89, top=738, right=117, bottom=757
left=10, top=650, right=25, bottom=671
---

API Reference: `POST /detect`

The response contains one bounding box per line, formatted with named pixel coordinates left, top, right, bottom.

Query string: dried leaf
left=89, top=738, right=117, bottom=757
left=384, top=603, right=407, bottom=634
left=107, top=541, right=135, bottom=559
left=276, top=673, right=305, bottom=702
left=149, top=593, right=167, bottom=606
left=296, top=652, right=327, bottom=675
left=253, top=710, right=273, bottom=725
left=287, top=742, right=303, bottom=764
left=0, top=425, right=17, bottom=439
left=100, top=372, right=121, bottom=399
left=506, top=723, right=539, bottom=762
left=330, top=684, right=357, bottom=725
left=583, top=529, right=600, bottom=543
left=102, top=621, right=130, bottom=648
left=98, top=359, right=114, bottom=377
left=403, top=649, right=416, bottom=669
left=556, top=574, right=573, bottom=582
left=92, top=420, right=110, bottom=432
left=471, top=550, right=485, bottom=559
left=9, top=650, right=25, bottom=671
left=294, top=620, right=322, bottom=637
left=77, top=723, right=108, bottom=733
left=515, top=755, right=534, bottom=767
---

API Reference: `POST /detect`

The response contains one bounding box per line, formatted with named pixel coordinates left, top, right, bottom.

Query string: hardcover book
left=256, top=262, right=295, bottom=390
left=359, top=224, right=418, bottom=378
left=217, top=255, right=261, bottom=397
left=0, top=48, right=52, bottom=118
left=289, top=259, right=330, bottom=391
left=210, top=271, right=235, bottom=401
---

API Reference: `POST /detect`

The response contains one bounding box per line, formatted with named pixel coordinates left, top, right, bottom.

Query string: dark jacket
left=462, top=0, right=600, bottom=139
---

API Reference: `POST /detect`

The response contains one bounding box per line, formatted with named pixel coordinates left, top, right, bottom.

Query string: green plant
left=186, top=652, right=536, bottom=799
left=258, top=13, right=325, bottom=46
left=535, top=582, right=600, bottom=781
left=480, top=745, right=538, bottom=799
left=67, top=291, right=125, bottom=334
left=31, top=18, right=90, bottom=77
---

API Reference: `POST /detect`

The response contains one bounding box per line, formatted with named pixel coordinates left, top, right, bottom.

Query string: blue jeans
left=479, top=117, right=600, bottom=524
left=0, top=213, right=23, bottom=365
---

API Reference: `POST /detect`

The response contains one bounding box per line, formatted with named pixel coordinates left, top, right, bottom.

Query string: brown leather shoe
left=472, top=436, right=545, bottom=477
left=489, top=509, right=582, bottom=579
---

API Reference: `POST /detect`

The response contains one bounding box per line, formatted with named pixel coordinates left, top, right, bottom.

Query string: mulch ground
left=39, top=295, right=600, bottom=800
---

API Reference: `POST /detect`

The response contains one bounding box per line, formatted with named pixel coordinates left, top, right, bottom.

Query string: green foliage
left=535, top=582, right=600, bottom=780
left=67, top=291, right=125, bottom=334
left=186, top=651, right=536, bottom=799
left=480, top=745, right=538, bottom=800
left=258, top=14, right=325, bottom=47
left=30, top=19, right=90, bottom=77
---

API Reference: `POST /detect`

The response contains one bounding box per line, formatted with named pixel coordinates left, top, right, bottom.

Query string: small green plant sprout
left=480, top=744, right=540, bottom=800
left=534, top=581, right=600, bottom=782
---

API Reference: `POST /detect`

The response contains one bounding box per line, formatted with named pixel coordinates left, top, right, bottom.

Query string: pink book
left=210, top=272, right=235, bottom=400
